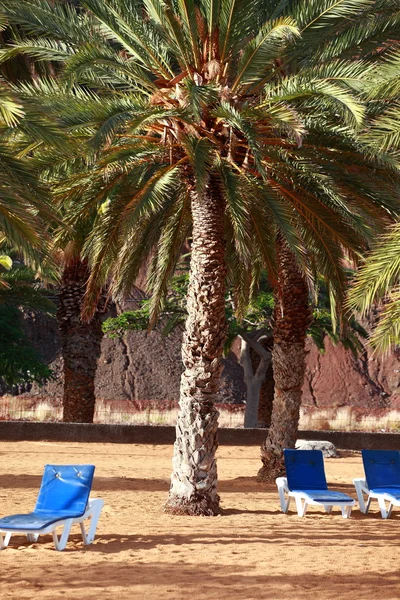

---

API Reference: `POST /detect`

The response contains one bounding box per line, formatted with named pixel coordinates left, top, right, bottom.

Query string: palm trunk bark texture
left=258, top=237, right=311, bottom=481
left=58, top=258, right=103, bottom=423
left=165, top=181, right=226, bottom=516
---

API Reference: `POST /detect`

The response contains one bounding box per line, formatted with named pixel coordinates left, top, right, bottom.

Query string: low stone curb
left=0, top=421, right=399, bottom=450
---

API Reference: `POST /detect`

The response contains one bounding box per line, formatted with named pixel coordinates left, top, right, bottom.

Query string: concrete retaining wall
left=0, top=422, right=399, bottom=450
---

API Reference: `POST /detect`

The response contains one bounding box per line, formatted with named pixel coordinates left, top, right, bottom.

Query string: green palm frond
left=232, top=17, right=300, bottom=91
left=366, top=49, right=400, bottom=100
left=293, top=0, right=376, bottom=31
left=263, top=76, right=366, bottom=127
left=369, top=289, right=400, bottom=352
left=364, top=104, right=400, bottom=152
left=146, top=190, right=191, bottom=325
left=0, top=37, right=73, bottom=64
left=347, top=223, right=400, bottom=316
left=0, top=88, right=24, bottom=126
left=311, top=8, right=400, bottom=62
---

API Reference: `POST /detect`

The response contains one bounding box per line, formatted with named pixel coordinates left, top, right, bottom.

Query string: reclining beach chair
left=353, top=450, right=400, bottom=519
left=276, top=449, right=355, bottom=518
left=0, top=464, right=104, bottom=551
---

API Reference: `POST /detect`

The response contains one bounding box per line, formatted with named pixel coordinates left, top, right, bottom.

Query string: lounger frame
left=0, top=498, right=104, bottom=551
left=276, top=477, right=354, bottom=518
left=353, top=478, right=400, bottom=519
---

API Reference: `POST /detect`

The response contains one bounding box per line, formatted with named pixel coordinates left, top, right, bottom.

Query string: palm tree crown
left=2, top=0, right=399, bottom=313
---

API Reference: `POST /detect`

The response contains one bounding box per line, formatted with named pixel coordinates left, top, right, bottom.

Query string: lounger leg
left=276, top=479, right=291, bottom=513
left=80, top=499, right=104, bottom=545
left=52, top=519, right=73, bottom=551
left=295, top=496, right=307, bottom=517
left=0, top=532, right=11, bottom=550
left=341, top=505, right=352, bottom=519
left=387, top=503, right=394, bottom=519
left=378, top=496, right=389, bottom=519
left=357, top=491, right=367, bottom=513
left=358, top=493, right=372, bottom=514
left=324, top=506, right=333, bottom=514
left=26, top=534, right=39, bottom=543
left=278, top=490, right=291, bottom=514
left=353, top=479, right=371, bottom=514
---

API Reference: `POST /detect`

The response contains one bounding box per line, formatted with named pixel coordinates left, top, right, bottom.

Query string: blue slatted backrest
left=284, top=449, right=328, bottom=491
left=34, top=465, right=95, bottom=516
left=362, top=450, right=400, bottom=489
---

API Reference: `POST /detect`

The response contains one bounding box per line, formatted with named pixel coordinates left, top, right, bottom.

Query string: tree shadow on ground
left=1, top=556, right=399, bottom=600
left=0, top=474, right=277, bottom=493
left=4, top=524, right=400, bottom=555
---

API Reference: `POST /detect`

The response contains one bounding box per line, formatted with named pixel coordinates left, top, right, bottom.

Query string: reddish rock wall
left=2, top=310, right=399, bottom=411
left=302, top=338, right=399, bottom=409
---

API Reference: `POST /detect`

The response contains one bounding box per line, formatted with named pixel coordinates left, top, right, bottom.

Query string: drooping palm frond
left=347, top=223, right=400, bottom=351
left=366, top=48, right=400, bottom=101
left=0, top=69, right=67, bottom=267
left=0, top=135, right=51, bottom=263
left=369, top=289, right=400, bottom=352
left=363, top=103, right=400, bottom=152
left=347, top=224, right=400, bottom=314
left=0, top=82, right=24, bottom=125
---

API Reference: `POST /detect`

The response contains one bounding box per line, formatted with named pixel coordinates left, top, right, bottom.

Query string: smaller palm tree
left=0, top=48, right=100, bottom=421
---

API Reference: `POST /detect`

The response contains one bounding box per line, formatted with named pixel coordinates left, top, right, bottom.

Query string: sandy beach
left=0, top=441, right=399, bottom=600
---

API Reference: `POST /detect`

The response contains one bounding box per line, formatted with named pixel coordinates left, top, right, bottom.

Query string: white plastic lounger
left=277, top=449, right=355, bottom=518
left=0, top=464, right=104, bottom=551
left=354, top=450, right=400, bottom=519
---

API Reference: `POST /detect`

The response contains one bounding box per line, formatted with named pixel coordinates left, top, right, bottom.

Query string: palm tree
left=259, top=13, right=400, bottom=480
left=0, top=60, right=101, bottom=421
left=0, top=9, right=107, bottom=422
left=3, top=0, right=400, bottom=513
left=20, top=120, right=107, bottom=423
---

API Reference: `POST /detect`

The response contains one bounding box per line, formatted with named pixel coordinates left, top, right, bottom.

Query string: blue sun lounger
left=276, top=449, right=355, bottom=518
left=0, top=464, right=104, bottom=551
left=353, top=450, right=400, bottom=519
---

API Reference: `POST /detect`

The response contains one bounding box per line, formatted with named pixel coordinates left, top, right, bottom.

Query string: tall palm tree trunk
left=258, top=237, right=311, bottom=481
left=165, top=181, right=226, bottom=516
left=58, top=258, right=103, bottom=423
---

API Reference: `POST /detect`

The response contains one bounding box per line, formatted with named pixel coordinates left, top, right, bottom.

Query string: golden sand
left=0, top=441, right=399, bottom=599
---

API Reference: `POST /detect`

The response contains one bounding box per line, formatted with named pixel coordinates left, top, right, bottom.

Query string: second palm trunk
left=58, top=258, right=103, bottom=423
left=259, top=236, right=311, bottom=480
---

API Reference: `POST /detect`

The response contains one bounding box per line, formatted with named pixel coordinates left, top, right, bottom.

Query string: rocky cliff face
left=7, top=305, right=246, bottom=404
left=2, top=309, right=399, bottom=410
left=302, top=337, right=399, bottom=409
